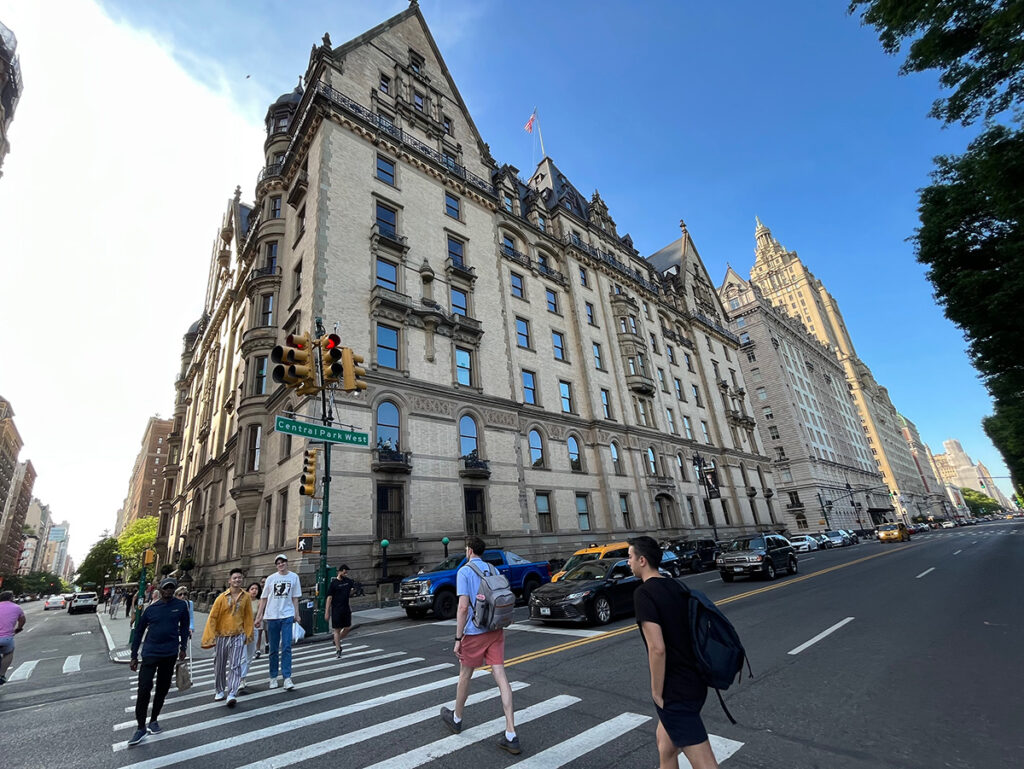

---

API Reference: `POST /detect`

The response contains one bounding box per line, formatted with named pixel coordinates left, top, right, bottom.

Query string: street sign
left=275, top=415, right=369, bottom=446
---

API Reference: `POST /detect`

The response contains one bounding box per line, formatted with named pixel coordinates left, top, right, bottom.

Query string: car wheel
left=433, top=590, right=457, bottom=620
left=589, top=595, right=612, bottom=625
left=764, top=562, right=776, bottom=580
left=788, top=557, right=798, bottom=575
left=690, top=557, right=703, bottom=574
left=721, top=572, right=734, bottom=583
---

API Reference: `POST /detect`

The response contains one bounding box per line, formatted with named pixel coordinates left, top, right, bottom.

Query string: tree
left=961, top=487, right=1003, bottom=515
left=849, top=0, right=1024, bottom=126
left=118, top=516, right=158, bottom=581
left=77, top=537, right=120, bottom=587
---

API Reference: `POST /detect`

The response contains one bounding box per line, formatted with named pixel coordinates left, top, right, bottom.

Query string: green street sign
left=275, top=415, right=369, bottom=446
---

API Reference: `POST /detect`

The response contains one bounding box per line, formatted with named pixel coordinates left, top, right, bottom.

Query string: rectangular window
left=510, top=272, right=525, bottom=298
left=522, top=370, right=537, bottom=405
left=247, top=425, right=262, bottom=472
left=377, top=324, right=399, bottom=369
left=757, top=387, right=767, bottom=400
left=674, top=378, right=684, bottom=401
left=451, top=286, right=467, bottom=317
left=685, top=353, right=694, bottom=372
left=445, top=193, right=460, bottom=219
left=537, top=214, right=546, bottom=232
left=259, top=293, right=274, bottom=326
left=579, top=267, right=588, bottom=287
left=375, top=202, right=397, bottom=239
left=601, top=389, right=612, bottom=419
left=692, top=385, right=703, bottom=407
left=265, top=241, right=278, bottom=271
left=447, top=236, right=465, bottom=268
left=536, top=492, right=553, bottom=533
left=683, top=415, right=694, bottom=440
left=666, top=408, right=677, bottom=434
left=292, top=259, right=302, bottom=301
left=762, top=406, right=774, bottom=420
left=619, top=494, right=632, bottom=529
left=253, top=356, right=267, bottom=395
left=442, top=115, right=452, bottom=135
left=559, top=380, right=574, bottom=413
left=413, top=91, right=424, bottom=112
left=456, top=347, right=472, bottom=386
left=552, top=331, right=566, bottom=361
left=377, top=484, right=405, bottom=540
left=464, top=487, right=486, bottom=536
left=593, top=342, right=603, bottom=369
left=701, top=421, right=712, bottom=444
left=503, top=193, right=514, bottom=213
left=379, top=74, right=390, bottom=94
left=768, top=425, right=780, bottom=440
left=649, top=333, right=659, bottom=354
left=775, top=446, right=787, bottom=461
left=636, top=398, right=650, bottom=426
left=575, top=494, right=591, bottom=531
left=666, top=345, right=676, bottom=365
left=545, top=289, right=559, bottom=314
left=657, top=368, right=668, bottom=391
left=515, top=317, right=531, bottom=348
left=270, top=196, right=282, bottom=219
left=376, top=258, right=398, bottom=291
left=585, top=302, right=596, bottom=325
left=376, top=155, right=395, bottom=185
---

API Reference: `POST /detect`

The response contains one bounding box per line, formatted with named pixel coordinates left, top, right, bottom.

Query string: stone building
left=717, top=267, right=886, bottom=533
left=933, top=439, right=1013, bottom=508
left=897, top=415, right=949, bottom=519
left=746, top=219, right=923, bottom=523
left=0, top=19, right=22, bottom=179
left=20, top=497, right=52, bottom=574
left=115, top=416, right=173, bottom=535
left=157, top=5, right=776, bottom=588
left=42, top=520, right=69, bottom=578
left=0, top=459, right=35, bottom=575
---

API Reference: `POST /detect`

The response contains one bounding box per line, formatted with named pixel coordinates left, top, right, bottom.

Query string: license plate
left=733, top=566, right=743, bottom=572
left=539, top=607, right=551, bottom=616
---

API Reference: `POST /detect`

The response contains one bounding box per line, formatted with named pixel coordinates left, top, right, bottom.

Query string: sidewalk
left=96, top=601, right=408, bottom=663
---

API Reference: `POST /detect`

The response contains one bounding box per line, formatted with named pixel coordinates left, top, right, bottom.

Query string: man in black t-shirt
left=324, top=564, right=357, bottom=658
left=628, top=536, right=719, bottom=769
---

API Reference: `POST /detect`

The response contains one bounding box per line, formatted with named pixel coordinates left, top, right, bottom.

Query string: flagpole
left=536, top=110, right=546, bottom=157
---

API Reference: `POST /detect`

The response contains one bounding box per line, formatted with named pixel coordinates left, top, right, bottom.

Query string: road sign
left=275, top=415, right=369, bottom=446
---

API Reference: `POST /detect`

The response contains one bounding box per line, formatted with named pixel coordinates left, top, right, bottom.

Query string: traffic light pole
left=314, top=317, right=331, bottom=636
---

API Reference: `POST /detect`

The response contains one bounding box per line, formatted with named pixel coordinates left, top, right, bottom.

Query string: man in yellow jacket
left=201, top=568, right=254, bottom=707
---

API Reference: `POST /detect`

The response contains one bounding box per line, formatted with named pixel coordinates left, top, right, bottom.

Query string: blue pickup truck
left=400, top=549, right=551, bottom=619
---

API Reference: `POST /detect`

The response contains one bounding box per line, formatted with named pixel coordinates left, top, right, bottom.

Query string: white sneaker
left=226, top=696, right=237, bottom=708
left=283, top=677, right=294, bottom=690
left=268, top=678, right=278, bottom=689
left=238, top=679, right=246, bottom=692
left=214, top=691, right=226, bottom=701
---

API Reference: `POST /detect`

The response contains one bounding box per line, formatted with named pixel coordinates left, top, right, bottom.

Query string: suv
left=665, top=538, right=719, bottom=573
left=68, top=592, right=98, bottom=614
left=717, top=534, right=798, bottom=582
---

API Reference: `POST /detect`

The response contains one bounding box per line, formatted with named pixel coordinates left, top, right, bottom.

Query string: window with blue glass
left=377, top=324, right=399, bottom=369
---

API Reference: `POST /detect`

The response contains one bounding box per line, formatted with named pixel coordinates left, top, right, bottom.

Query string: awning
left=867, top=506, right=895, bottom=513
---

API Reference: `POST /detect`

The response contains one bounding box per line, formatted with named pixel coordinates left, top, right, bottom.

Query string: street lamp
left=442, top=536, right=450, bottom=558
left=380, top=539, right=390, bottom=582
left=692, top=451, right=720, bottom=542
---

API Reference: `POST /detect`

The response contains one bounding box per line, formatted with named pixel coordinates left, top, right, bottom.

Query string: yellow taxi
left=551, top=541, right=630, bottom=582
left=877, top=522, right=910, bottom=542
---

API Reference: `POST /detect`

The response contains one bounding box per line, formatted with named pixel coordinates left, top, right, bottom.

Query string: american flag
left=523, top=110, right=536, bottom=133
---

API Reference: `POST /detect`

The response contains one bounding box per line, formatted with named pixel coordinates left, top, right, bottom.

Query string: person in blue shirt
left=127, top=578, right=189, bottom=748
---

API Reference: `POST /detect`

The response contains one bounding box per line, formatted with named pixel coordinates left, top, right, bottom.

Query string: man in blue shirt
left=439, top=536, right=520, bottom=754
left=128, top=577, right=189, bottom=748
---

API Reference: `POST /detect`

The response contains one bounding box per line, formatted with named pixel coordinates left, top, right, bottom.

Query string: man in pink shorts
left=439, top=536, right=520, bottom=755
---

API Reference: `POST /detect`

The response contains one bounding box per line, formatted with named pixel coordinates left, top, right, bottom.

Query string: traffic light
left=341, top=347, right=368, bottom=392
left=143, top=549, right=155, bottom=565
left=300, top=449, right=318, bottom=496
left=320, top=334, right=343, bottom=385
left=272, top=332, right=317, bottom=394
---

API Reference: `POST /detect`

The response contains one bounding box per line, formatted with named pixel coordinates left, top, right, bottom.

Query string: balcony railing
left=459, top=455, right=491, bottom=479
left=536, top=262, right=566, bottom=285
left=446, top=257, right=476, bottom=280
left=687, top=310, right=741, bottom=344
left=250, top=265, right=282, bottom=281
left=372, top=448, right=412, bottom=473
left=257, top=162, right=284, bottom=186
left=565, top=232, right=660, bottom=294
left=500, top=243, right=531, bottom=268
left=785, top=502, right=805, bottom=510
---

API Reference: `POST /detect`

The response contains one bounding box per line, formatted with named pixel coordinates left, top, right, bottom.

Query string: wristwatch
left=455, top=637, right=463, bottom=642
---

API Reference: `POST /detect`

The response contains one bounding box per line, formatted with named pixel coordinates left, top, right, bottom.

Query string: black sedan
left=528, top=558, right=640, bottom=625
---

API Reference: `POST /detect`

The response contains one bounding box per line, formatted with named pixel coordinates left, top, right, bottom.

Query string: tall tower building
left=1, top=459, right=35, bottom=574
left=43, top=520, right=69, bottom=578
left=116, top=416, right=173, bottom=535
left=747, top=219, right=922, bottom=522
left=897, top=414, right=947, bottom=519
left=22, top=497, right=52, bottom=573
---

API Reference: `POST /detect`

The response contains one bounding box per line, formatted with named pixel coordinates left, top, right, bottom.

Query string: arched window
left=610, top=442, right=622, bottom=474
left=567, top=436, right=582, bottom=472
left=647, top=447, right=657, bottom=476
left=375, top=401, right=400, bottom=450
left=459, top=415, right=478, bottom=457
left=529, top=430, right=544, bottom=468
left=676, top=453, right=687, bottom=481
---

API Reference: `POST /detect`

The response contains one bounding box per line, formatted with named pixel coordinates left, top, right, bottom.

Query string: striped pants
left=214, top=634, right=247, bottom=697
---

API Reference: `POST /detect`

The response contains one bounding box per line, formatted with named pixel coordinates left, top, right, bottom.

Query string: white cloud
left=0, top=1, right=265, bottom=564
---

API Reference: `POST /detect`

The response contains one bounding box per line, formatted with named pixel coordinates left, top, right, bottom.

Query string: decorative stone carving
left=409, top=395, right=453, bottom=417
left=482, top=409, right=517, bottom=428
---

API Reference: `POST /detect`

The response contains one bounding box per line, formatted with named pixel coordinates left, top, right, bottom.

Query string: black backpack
left=678, top=581, right=752, bottom=724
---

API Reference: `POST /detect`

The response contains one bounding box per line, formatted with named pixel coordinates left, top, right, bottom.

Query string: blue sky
left=0, top=1, right=1012, bottom=560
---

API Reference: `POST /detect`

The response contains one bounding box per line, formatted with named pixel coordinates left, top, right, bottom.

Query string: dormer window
left=503, top=193, right=514, bottom=213
left=410, top=51, right=424, bottom=74
left=413, top=91, right=424, bottom=112
left=442, top=116, right=452, bottom=135
left=275, top=114, right=289, bottom=132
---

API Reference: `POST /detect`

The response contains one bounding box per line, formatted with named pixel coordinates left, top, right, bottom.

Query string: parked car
left=659, top=547, right=683, bottom=577
left=550, top=542, right=630, bottom=583
left=664, top=538, right=719, bottom=573
left=789, top=534, right=819, bottom=553
left=68, top=592, right=98, bottom=614
left=529, top=558, right=640, bottom=625
left=44, top=595, right=65, bottom=610
left=877, top=522, right=911, bottom=542
left=941, top=520, right=957, bottom=529
left=823, top=530, right=851, bottom=547
left=717, top=534, right=798, bottom=582
left=838, top=529, right=860, bottom=544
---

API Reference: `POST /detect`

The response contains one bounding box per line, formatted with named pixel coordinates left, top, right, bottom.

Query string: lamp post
left=692, top=451, right=720, bottom=542
left=442, top=537, right=450, bottom=559
left=380, top=539, right=390, bottom=582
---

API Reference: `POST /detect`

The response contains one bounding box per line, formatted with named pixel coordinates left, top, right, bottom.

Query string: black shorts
left=656, top=691, right=709, bottom=748
left=331, top=609, right=352, bottom=630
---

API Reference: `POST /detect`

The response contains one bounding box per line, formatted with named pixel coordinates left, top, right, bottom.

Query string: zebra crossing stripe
left=241, top=682, right=530, bottom=769
left=507, top=712, right=651, bottom=768
left=112, top=667, right=492, bottom=766
left=6, top=660, right=38, bottom=682
left=709, top=734, right=747, bottom=762
left=362, top=694, right=581, bottom=769
left=62, top=655, right=81, bottom=673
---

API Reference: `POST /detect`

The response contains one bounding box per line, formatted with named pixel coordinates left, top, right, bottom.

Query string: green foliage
left=849, top=0, right=1024, bottom=126
left=76, top=537, right=120, bottom=587
left=962, top=487, right=1003, bottom=514
left=117, top=516, right=158, bottom=573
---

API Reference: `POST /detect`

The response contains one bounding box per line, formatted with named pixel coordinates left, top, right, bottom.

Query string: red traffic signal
left=321, top=334, right=343, bottom=383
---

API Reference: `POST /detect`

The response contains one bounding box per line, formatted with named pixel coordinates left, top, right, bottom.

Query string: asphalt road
left=1, top=519, right=1020, bottom=768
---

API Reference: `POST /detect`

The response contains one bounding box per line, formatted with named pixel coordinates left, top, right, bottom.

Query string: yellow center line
left=498, top=543, right=914, bottom=668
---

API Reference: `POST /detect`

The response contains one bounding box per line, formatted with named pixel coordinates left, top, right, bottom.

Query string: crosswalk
left=112, top=637, right=746, bottom=768
left=6, top=654, right=89, bottom=682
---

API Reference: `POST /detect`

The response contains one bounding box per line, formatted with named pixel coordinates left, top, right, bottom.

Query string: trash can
left=298, top=600, right=316, bottom=638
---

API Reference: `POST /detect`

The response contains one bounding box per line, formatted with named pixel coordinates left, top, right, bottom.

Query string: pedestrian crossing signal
left=297, top=534, right=319, bottom=552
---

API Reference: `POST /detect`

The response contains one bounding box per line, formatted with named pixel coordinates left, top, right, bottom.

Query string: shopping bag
left=292, top=621, right=306, bottom=644
left=175, top=641, right=193, bottom=690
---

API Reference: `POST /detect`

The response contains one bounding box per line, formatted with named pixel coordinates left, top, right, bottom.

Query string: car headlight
left=716, top=558, right=724, bottom=565
left=565, top=590, right=592, bottom=601
left=751, top=555, right=763, bottom=562
left=414, top=580, right=430, bottom=594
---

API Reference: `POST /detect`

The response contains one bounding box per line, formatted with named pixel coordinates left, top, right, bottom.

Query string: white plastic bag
left=292, top=621, right=306, bottom=644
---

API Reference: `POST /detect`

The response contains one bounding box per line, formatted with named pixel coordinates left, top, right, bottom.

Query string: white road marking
left=62, top=654, right=81, bottom=673
left=916, top=567, right=936, bottom=579
left=788, top=617, right=855, bottom=655
left=509, top=622, right=605, bottom=638
left=512, top=712, right=652, bottom=768
left=71, top=631, right=92, bottom=636
left=706, top=577, right=721, bottom=583
left=362, top=694, right=580, bottom=769
left=243, top=683, right=528, bottom=769
left=953, top=550, right=962, bottom=555
left=710, top=733, right=747, bottom=762
left=113, top=668, right=503, bottom=764
left=801, top=556, right=815, bottom=561
left=6, top=660, right=39, bottom=681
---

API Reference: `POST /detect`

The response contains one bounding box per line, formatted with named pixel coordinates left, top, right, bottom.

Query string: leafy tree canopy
left=117, top=516, right=158, bottom=570
left=849, top=0, right=1024, bottom=126
left=961, top=487, right=1003, bottom=514
left=76, top=536, right=120, bottom=587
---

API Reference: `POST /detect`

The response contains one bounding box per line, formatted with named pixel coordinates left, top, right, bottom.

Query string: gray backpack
left=468, top=561, right=516, bottom=631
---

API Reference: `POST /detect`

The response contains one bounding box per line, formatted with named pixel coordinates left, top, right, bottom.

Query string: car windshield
left=430, top=555, right=465, bottom=572
left=878, top=524, right=898, bottom=531
left=562, top=552, right=599, bottom=572
left=564, top=562, right=611, bottom=581
left=726, top=537, right=765, bottom=551
left=77, top=594, right=96, bottom=599
left=826, top=531, right=843, bottom=537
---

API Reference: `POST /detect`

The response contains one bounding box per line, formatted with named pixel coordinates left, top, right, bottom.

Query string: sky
left=0, top=1, right=1014, bottom=564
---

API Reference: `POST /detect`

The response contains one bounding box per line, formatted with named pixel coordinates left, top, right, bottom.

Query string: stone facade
left=115, top=416, right=173, bottom=535
left=718, top=268, right=887, bottom=533
left=897, top=415, right=949, bottom=518
left=158, top=6, right=777, bottom=590
left=0, top=459, right=35, bottom=574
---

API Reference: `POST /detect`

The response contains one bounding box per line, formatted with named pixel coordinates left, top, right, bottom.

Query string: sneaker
left=283, top=677, right=295, bottom=690
left=214, top=691, right=226, bottom=701
left=264, top=644, right=269, bottom=653
left=238, top=679, right=247, bottom=692
left=335, top=648, right=343, bottom=659
left=147, top=721, right=162, bottom=735
left=497, top=735, right=522, bottom=755
left=440, top=707, right=462, bottom=734
left=127, top=729, right=148, bottom=748
left=253, top=651, right=262, bottom=659
left=268, top=677, right=278, bottom=689
left=226, top=696, right=237, bottom=708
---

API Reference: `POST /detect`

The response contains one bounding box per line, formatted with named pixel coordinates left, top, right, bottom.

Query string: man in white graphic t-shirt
left=254, top=554, right=301, bottom=690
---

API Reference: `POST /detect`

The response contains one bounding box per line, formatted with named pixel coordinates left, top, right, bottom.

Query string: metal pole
left=817, top=492, right=832, bottom=529
left=314, top=316, right=331, bottom=636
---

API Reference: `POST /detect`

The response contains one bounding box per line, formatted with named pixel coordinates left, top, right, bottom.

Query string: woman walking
left=238, top=582, right=261, bottom=691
